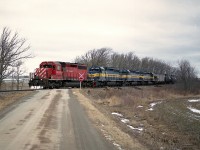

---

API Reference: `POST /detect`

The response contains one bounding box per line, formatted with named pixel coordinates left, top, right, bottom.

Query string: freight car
left=29, top=61, right=176, bottom=88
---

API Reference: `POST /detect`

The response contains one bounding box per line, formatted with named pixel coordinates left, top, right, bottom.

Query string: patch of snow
left=150, top=102, right=158, bottom=107
left=137, top=105, right=143, bottom=108
left=187, top=106, right=200, bottom=114
left=100, top=129, right=105, bottom=132
left=127, top=125, right=143, bottom=132
left=188, top=99, right=200, bottom=103
left=113, top=142, right=123, bottom=150
left=147, top=101, right=162, bottom=111
left=121, top=118, right=130, bottom=124
left=147, top=108, right=154, bottom=111
left=112, top=112, right=123, bottom=117
left=100, top=128, right=123, bottom=150
left=105, top=135, right=113, bottom=141
left=112, top=112, right=130, bottom=124
left=101, top=129, right=112, bottom=140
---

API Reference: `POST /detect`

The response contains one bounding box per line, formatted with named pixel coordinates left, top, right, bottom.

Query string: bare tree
left=12, top=61, right=26, bottom=90
left=110, top=52, right=120, bottom=68
left=75, top=48, right=112, bottom=67
left=177, top=60, right=197, bottom=92
left=109, top=52, right=141, bottom=70
left=110, top=53, right=126, bottom=69
left=75, top=48, right=175, bottom=74
left=0, top=27, right=31, bottom=89
left=139, top=57, right=173, bottom=74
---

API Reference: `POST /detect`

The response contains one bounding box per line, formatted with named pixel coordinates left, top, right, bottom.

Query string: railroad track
left=0, top=88, right=43, bottom=92
left=0, top=84, right=164, bottom=93
left=0, top=87, right=75, bottom=92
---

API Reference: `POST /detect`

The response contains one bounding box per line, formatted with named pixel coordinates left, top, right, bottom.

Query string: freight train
left=29, top=61, right=176, bottom=88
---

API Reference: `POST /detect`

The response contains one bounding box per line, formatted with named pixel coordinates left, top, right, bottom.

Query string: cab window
left=78, top=66, right=87, bottom=70
left=57, top=66, right=61, bottom=71
left=41, top=65, right=52, bottom=68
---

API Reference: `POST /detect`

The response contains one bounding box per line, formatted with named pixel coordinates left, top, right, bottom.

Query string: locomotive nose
left=35, top=68, right=49, bottom=79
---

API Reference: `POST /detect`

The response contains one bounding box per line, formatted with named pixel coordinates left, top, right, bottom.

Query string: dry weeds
left=73, top=89, right=147, bottom=150
left=0, top=91, right=33, bottom=111
left=81, top=85, right=200, bottom=150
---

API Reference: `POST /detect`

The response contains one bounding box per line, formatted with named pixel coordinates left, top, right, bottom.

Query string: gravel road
left=0, top=89, right=115, bottom=150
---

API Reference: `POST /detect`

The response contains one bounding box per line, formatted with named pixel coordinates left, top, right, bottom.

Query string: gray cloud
left=0, top=0, right=200, bottom=75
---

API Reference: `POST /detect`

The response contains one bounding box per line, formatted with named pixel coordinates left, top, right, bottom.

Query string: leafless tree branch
left=0, top=27, right=32, bottom=88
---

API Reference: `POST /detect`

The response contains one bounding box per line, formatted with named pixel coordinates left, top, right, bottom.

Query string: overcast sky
left=1, top=0, right=200, bottom=74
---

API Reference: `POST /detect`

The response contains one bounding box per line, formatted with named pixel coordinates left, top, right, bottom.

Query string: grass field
left=82, top=85, right=200, bottom=149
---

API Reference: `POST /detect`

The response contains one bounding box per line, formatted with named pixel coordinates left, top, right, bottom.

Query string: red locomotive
left=29, top=61, right=176, bottom=89
left=29, top=61, right=87, bottom=88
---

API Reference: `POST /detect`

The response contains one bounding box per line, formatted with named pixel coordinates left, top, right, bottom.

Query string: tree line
left=75, top=48, right=199, bottom=93
left=75, top=48, right=176, bottom=74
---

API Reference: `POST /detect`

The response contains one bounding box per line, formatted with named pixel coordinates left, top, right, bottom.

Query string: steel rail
left=0, top=84, right=163, bottom=93
left=0, top=89, right=41, bottom=92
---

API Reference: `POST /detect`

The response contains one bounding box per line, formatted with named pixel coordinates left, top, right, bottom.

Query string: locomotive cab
left=39, top=62, right=62, bottom=79
left=39, top=63, right=55, bottom=79
left=88, top=67, right=106, bottom=81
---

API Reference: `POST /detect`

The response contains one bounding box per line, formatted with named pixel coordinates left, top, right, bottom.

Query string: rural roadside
left=72, top=89, right=147, bottom=150
left=75, top=85, right=200, bottom=150
left=0, top=85, right=200, bottom=150
left=0, top=91, right=35, bottom=118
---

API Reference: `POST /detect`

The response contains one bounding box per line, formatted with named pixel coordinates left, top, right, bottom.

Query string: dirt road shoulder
left=72, top=89, right=147, bottom=150
left=0, top=91, right=36, bottom=119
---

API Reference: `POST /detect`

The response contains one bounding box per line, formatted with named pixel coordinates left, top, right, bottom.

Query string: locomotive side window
left=41, top=65, right=52, bottom=68
left=89, top=68, right=101, bottom=73
left=70, top=64, right=77, bottom=68
left=57, top=66, right=61, bottom=71
left=78, top=66, right=87, bottom=70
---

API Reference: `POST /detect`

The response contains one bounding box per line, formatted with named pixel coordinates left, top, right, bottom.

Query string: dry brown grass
left=0, top=91, right=33, bottom=110
left=85, top=85, right=185, bottom=108
left=73, top=89, right=147, bottom=150
left=81, top=85, right=200, bottom=149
